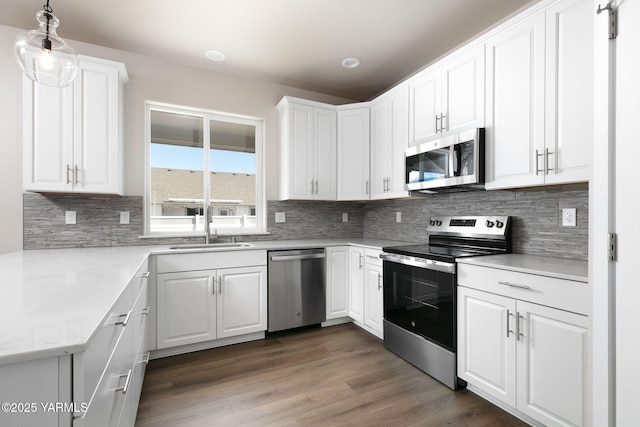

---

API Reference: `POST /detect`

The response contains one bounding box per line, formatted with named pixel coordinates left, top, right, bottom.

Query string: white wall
left=0, top=23, right=354, bottom=255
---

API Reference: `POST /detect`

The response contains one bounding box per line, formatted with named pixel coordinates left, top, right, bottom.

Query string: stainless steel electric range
left=381, top=215, right=512, bottom=389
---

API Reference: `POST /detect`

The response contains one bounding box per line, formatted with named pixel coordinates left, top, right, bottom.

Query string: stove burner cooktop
left=382, top=244, right=501, bottom=263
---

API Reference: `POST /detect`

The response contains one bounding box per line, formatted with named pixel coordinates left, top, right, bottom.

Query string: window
left=145, top=103, right=265, bottom=236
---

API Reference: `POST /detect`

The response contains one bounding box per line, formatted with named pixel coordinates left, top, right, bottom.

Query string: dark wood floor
left=136, top=323, right=528, bottom=426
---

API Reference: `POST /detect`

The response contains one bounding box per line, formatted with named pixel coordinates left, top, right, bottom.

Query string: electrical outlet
left=65, top=211, right=76, bottom=225
left=342, top=213, right=348, bottom=223
left=120, top=211, right=130, bottom=225
left=275, top=212, right=286, bottom=223
left=562, top=208, right=577, bottom=227
left=396, top=212, right=402, bottom=223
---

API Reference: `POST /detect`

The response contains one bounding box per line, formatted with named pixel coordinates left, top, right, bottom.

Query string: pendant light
left=14, top=0, right=79, bottom=87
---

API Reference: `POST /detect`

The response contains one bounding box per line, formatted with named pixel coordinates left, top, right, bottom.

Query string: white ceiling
left=1, top=0, right=538, bottom=101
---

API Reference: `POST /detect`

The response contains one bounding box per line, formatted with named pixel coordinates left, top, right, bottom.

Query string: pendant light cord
left=43, top=0, right=52, bottom=49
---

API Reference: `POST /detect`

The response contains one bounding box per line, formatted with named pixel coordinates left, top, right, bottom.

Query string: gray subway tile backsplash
left=23, top=185, right=589, bottom=260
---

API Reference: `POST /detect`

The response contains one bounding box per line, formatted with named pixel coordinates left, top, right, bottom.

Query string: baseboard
left=150, top=332, right=265, bottom=360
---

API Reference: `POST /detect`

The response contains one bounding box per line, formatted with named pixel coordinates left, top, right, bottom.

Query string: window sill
left=139, top=231, right=271, bottom=240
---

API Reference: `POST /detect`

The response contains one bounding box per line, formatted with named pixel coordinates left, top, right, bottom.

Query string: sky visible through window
left=151, top=144, right=256, bottom=174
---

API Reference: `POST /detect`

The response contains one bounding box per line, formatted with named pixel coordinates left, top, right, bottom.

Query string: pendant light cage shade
left=14, top=8, right=79, bottom=87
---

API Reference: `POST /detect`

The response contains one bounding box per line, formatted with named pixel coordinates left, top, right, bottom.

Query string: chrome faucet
left=204, top=206, right=217, bottom=244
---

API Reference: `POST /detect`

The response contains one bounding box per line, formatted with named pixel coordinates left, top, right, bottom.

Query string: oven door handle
left=380, top=253, right=456, bottom=274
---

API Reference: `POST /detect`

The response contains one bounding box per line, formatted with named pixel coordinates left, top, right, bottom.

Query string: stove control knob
left=435, top=220, right=442, bottom=226
left=486, top=220, right=495, bottom=228
left=495, top=220, right=504, bottom=229
left=429, top=220, right=435, bottom=226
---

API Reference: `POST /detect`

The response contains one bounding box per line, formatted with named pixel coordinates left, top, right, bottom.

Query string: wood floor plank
left=136, top=323, right=528, bottom=427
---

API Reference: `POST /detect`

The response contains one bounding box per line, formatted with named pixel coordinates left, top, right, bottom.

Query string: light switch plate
left=65, top=211, right=76, bottom=225
left=396, top=212, right=402, bottom=223
left=342, top=213, right=348, bottom=223
left=562, top=208, right=577, bottom=227
left=275, top=212, right=286, bottom=223
left=120, top=211, right=130, bottom=225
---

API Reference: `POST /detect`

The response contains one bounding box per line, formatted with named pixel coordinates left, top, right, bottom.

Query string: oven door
left=382, top=256, right=456, bottom=351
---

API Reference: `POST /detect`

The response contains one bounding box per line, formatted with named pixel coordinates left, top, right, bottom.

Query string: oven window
left=383, top=262, right=455, bottom=351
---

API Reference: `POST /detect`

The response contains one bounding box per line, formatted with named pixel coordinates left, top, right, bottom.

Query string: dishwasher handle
left=270, top=253, right=326, bottom=262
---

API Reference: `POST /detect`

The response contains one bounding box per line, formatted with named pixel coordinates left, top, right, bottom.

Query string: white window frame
left=144, top=101, right=266, bottom=237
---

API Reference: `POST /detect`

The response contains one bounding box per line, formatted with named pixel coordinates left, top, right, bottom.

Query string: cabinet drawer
left=80, top=305, right=136, bottom=427
left=156, top=250, right=267, bottom=273
left=457, top=263, right=588, bottom=315
left=364, top=248, right=382, bottom=267
left=74, top=283, right=134, bottom=406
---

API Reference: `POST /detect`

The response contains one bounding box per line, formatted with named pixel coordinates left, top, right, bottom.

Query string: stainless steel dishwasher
left=268, top=248, right=326, bottom=332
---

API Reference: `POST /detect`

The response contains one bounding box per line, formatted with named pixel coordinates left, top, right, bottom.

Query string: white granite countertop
left=456, top=254, right=588, bottom=282
left=0, top=238, right=408, bottom=366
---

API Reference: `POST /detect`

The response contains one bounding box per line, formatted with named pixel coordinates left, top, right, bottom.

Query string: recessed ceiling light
left=341, top=57, right=360, bottom=69
left=205, top=50, right=225, bottom=61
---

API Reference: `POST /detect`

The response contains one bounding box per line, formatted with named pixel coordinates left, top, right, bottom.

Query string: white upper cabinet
left=370, top=86, right=410, bottom=200
left=485, top=0, right=593, bottom=189
left=23, top=55, right=128, bottom=194
left=485, top=14, right=546, bottom=189
left=278, top=97, right=337, bottom=200
left=337, top=105, right=370, bottom=200
left=409, top=44, right=485, bottom=145
left=543, top=0, right=593, bottom=185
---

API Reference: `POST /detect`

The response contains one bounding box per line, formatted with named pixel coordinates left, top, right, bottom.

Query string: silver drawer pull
left=142, top=352, right=151, bottom=365
left=142, top=306, right=150, bottom=316
left=115, top=369, right=132, bottom=394
left=498, top=281, right=530, bottom=290
left=140, top=272, right=150, bottom=279
left=115, top=310, right=132, bottom=327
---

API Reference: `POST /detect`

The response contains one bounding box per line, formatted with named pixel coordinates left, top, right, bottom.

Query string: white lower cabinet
left=348, top=247, right=383, bottom=338
left=156, top=265, right=267, bottom=349
left=325, top=246, right=350, bottom=320
left=458, top=267, right=589, bottom=427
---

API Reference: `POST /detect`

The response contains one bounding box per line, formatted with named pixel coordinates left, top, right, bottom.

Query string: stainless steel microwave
left=405, top=128, right=485, bottom=192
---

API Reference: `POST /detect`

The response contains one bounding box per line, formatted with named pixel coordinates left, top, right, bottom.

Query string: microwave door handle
left=449, top=145, right=457, bottom=177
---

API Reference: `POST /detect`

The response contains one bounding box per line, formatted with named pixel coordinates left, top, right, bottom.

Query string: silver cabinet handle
left=74, top=165, right=80, bottom=185
left=441, top=113, right=447, bottom=132
left=435, top=114, right=441, bottom=133
left=212, top=277, right=217, bottom=295
left=140, top=272, right=150, bottom=279
left=66, top=164, right=72, bottom=185
left=377, top=273, right=382, bottom=290
left=545, top=147, right=554, bottom=174
left=498, top=281, right=530, bottom=290
left=142, top=352, right=151, bottom=364
left=315, top=180, right=319, bottom=195
left=506, top=309, right=514, bottom=338
left=359, top=253, right=364, bottom=269
left=517, top=312, right=524, bottom=341
left=535, top=149, right=545, bottom=175
left=365, top=180, right=369, bottom=195
left=115, top=369, right=132, bottom=394
left=142, top=306, right=150, bottom=316
left=218, top=277, right=222, bottom=295
left=310, top=180, right=315, bottom=194
left=115, top=310, right=132, bottom=327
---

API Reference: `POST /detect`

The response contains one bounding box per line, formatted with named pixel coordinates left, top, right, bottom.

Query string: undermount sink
left=168, top=242, right=254, bottom=250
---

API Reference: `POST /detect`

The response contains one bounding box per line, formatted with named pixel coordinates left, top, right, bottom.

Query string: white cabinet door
left=337, top=106, right=370, bottom=200
left=458, top=286, right=517, bottom=407
left=22, top=79, right=74, bottom=192
left=326, top=246, right=350, bottom=319
left=23, top=56, right=126, bottom=194
left=363, top=263, right=383, bottom=337
left=442, top=44, right=485, bottom=134
left=217, top=266, right=267, bottom=338
left=544, top=0, right=593, bottom=185
left=313, top=107, right=337, bottom=200
left=282, top=102, right=315, bottom=199
left=409, top=67, right=441, bottom=145
left=485, top=13, right=546, bottom=189
left=278, top=98, right=337, bottom=200
left=72, top=59, right=122, bottom=194
left=348, top=247, right=365, bottom=323
left=156, top=271, right=216, bottom=349
left=409, top=45, right=484, bottom=146
left=516, top=300, right=589, bottom=427
left=370, top=86, right=410, bottom=200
